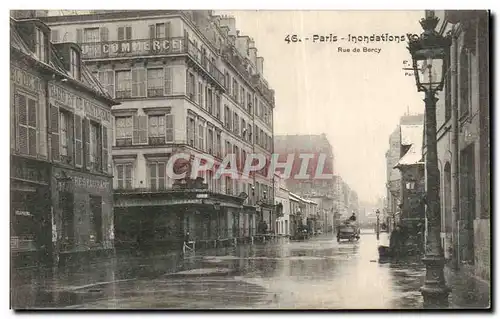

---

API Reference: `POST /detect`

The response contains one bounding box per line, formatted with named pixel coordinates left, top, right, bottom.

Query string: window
left=51, top=29, right=59, bottom=43
left=89, top=121, right=101, bottom=171
left=117, top=26, right=132, bottom=41
left=116, top=163, right=133, bottom=189
left=215, top=93, right=221, bottom=119
left=84, top=28, right=100, bottom=43
left=459, top=48, right=470, bottom=116
left=224, top=105, right=231, bottom=130
left=164, top=67, right=173, bottom=95
left=216, top=131, right=221, bottom=157
left=207, top=128, right=214, bottom=154
left=225, top=176, right=232, bottom=195
left=132, top=68, right=146, bottom=97
left=248, top=124, right=252, bottom=142
left=98, top=70, right=115, bottom=98
left=115, top=116, right=133, bottom=146
left=187, top=72, right=196, bottom=100
left=225, top=141, right=231, bottom=156
left=198, top=82, right=203, bottom=106
left=234, top=145, right=240, bottom=170
left=148, top=115, right=166, bottom=145
left=207, top=87, right=213, bottom=114
left=115, top=70, right=132, bottom=98
left=149, top=161, right=166, bottom=191
left=240, top=87, right=245, bottom=106
left=187, top=117, right=196, bottom=147
left=232, top=79, right=238, bottom=101
left=70, top=48, right=81, bottom=80
left=233, top=113, right=239, bottom=135
left=198, top=123, right=204, bottom=151
left=241, top=119, right=246, bottom=140
left=60, top=111, right=72, bottom=164
left=35, top=28, right=46, bottom=62
left=225, top=71, right=230, bottom=92
left=155, top=23, right=166, bottom=38
left=147, top=68, right=164, bottom=97
left=16, top=93, right=37, bottom=156
left=247, top=93, right=252, bottom=113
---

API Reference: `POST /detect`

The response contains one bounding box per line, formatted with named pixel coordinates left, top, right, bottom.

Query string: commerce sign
left=81, top=39, right=183, bottom=59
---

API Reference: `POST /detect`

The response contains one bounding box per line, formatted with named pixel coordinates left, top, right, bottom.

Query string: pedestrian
left=389, top=224, right=403, bottom=257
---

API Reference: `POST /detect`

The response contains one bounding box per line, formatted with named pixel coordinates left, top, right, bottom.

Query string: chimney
left=256, top=57, right=264, bottom=75
left=219, top=16, right=237, bottom=36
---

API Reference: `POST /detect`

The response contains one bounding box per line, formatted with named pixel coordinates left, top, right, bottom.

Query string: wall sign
left=49, top=83, right=111, bottom=123
left=11, top=66, right=45, bottom=95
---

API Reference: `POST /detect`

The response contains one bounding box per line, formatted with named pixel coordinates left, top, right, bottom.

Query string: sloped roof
left=10, top=17, right=117, bottom=105
left=396, top=124, right=424, bottom=167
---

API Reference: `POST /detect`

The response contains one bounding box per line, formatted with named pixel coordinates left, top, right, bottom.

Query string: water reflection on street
left=11, top=230, right=489, bottom=309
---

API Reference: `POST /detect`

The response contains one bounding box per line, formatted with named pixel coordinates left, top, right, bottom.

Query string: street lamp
left=375, top=209, right=380, bottom=240
left=407, top=10, right=452, bottom=308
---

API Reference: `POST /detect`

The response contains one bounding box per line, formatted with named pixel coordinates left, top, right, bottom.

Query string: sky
left=220, top=10, right=427, bottom=203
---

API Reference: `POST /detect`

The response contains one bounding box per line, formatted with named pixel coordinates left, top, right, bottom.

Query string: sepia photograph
left=8, top=7, right=491, bottom=311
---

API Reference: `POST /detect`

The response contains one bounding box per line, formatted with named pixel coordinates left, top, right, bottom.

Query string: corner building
left=44, top=11, right=276, bottom=249
left=10, top=15, right=117, bottom=267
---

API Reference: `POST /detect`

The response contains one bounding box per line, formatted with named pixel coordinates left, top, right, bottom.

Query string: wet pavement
left=11, top=230, right=490, bottom=309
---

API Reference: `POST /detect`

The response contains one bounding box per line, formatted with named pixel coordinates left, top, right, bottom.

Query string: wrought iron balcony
left=251, top=74, right=275, bottom=106
left=80, top=37, right=225, bottom=88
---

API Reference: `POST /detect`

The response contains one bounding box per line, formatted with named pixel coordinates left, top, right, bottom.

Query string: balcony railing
left=80, top=37, right=225, bottom=88
left=186, top=40, right=225, bottom=86
left=251, top=74, right=275, bottom=105
left=222, top=45, right=276, bottom=106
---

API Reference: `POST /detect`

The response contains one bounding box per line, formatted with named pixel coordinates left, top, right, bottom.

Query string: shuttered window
left=117, top=163, right=133, bottom=189
left=132, top=68, right=146, bottom=97
left=83, top=118, right=90, bottom=169
left=164, top=67, right=173, bottom=95
left=102, top=126, right=109, bottom=173
left=198, top=123, right=204, bottom=151
left=50, top=104, right=59, bottom=161
left=115, top=70, right=131, bottom=99
left=117, top=26, right=132, bottom=41
left=149, top=161, right=166, bottom=191
left=74, top=115, right=83, bottom=167
left=166, top=114, right=174, bottom=142
left=16, top=93, right=38, bottom=156
left=98, top=70, right=115, bottom=98
left=132, top=115, right=148, bottom=145
left=147, top=68, right=164, bottom=97
left=115, top=116, right=133, bottom=146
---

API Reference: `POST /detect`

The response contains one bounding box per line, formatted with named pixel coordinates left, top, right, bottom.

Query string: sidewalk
left=445, top=264, right=491, bottom=309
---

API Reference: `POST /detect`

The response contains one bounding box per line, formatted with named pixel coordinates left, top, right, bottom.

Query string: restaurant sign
left=49, top=84, right=111, bottom=123
left=81, top=38, right=183, bottom=59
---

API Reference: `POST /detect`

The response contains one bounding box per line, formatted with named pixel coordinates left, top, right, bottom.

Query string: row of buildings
left=273, top=134, right=359, bottom=235
left=10, top=10, right=278, bottom=266
left=385, top=10, right=490, bottom=283
left=10, top=10, right=361, bottom=267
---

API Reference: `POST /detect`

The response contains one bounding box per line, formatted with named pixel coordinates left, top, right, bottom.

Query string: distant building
left=274, top=133, right=335, bottom=234
left=385, top=114, right=424, bottom=229
left=395, top=124, right=425, bottom=221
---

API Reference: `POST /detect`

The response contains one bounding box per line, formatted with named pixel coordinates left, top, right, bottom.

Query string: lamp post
left=407, top=10, right=452, bottom=308
left=375, top=209, right=380, bottom=240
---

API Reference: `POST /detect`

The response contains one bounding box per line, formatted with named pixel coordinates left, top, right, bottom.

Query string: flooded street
left=11, top=230, right=489, bottom=309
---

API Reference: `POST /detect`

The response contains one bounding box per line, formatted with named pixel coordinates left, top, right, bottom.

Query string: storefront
left=51, top=167, right=114, bottom=259
left=10, top=156, right=52, bottom=267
